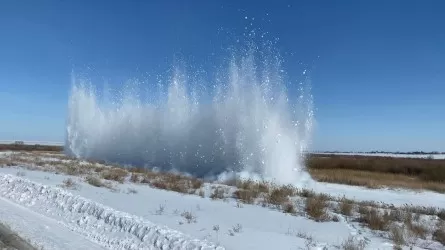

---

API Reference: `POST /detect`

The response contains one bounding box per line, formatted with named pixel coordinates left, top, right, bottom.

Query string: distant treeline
left=313, top=151, right=445, bottom=155
left=0, top=144, right=63, bottom=152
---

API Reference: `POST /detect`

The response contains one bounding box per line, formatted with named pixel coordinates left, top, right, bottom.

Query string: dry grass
left=307, top=154, right=445, bottom=180
left=181, top=211, right=197, bottom=224
left=438, top=209, right=445, bottom=220
left=59, top=178, right=78, bottom=190
left=130, top=170, right=204, bottom=194
left=0, top=143, right=63, bottom=152
left=407, top=223, right=428, bottom=240
left=307, top=154, right=445, bottom=192
left=282, top=202, right=297, bottom=214
left=85, top=176, right=105, bottom=187
left=265, top=185, right=296, bottom=207
left=338, top=197, right=354, bottom=216
left=233, top=189, right=258, bottom=204
left=305, top=194, right=329, bottom=221
left=433, top=222, right=445, bottom=245
left=341, top=236, right=366, bottom=250
left=389, top=225, right=405, bottom=247
left=232, top=223, right=242, bottom=233
left=210, top=187, right=227, bottom=200
left=101, top=168, right=128, bottom=183
left=357, top=208, right=390, bottom=231
left=309, top=168, right=445, bottom=193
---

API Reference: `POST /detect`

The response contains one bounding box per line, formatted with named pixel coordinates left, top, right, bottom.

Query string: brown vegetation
left=0, top=143, right=63, bottom=152
left=341, top=236, right=366, bottom=250
left=338, top=197, right=354, bottom=216
left=305, top=194, right=329, bottom=221
left=101, top=168, right=128, bottom=183
left=357, top=208, right=390, bottom=231
left=59, top=178, right=78, bottom=190
left=85, top=176, right=104, bottom=187
left=307, top=154, right=445, bottom=192
left=433, top=222, right=445, bottom=245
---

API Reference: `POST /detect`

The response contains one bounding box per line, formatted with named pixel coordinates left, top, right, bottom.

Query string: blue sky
left=0, top=0, right=443, bottom=152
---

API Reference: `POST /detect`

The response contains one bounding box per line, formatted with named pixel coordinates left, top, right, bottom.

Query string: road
left=0, top=196, right=105, bottom=250
left=0, top=221, right=33, bottom=250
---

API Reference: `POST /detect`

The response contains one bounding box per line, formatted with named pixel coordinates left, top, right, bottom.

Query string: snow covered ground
left=0, top=152, right=444, bottom=249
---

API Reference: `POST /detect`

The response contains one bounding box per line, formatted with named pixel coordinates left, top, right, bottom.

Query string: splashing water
left=65, top=45, right=314, bottom=185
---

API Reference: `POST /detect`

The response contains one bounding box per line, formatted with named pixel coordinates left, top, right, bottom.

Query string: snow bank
left=0, top=174, right=223, bottom=250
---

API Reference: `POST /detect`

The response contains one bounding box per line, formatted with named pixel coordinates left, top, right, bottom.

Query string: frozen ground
left=0, top=152, right=444, bottom=249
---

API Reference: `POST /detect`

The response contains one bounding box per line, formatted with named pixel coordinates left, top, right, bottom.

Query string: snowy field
left=0, top=152, right=444, bottom=250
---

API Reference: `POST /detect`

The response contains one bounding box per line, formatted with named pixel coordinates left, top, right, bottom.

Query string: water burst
left=65, top=44, right=314, bottom=184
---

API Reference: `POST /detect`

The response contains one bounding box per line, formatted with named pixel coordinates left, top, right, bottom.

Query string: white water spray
left=65, top=45, right=314, bottom=184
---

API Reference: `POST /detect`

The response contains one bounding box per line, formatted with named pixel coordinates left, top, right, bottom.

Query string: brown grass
left=265, top=185, right=296, bottom=207
left=307, top=154, right=445, bottom=181
left=341, top=236, right=366, bottom=250
left=0, top=143, right=63, bottom=152
left=307, top=154, right=445, bottom=193
left=233, top=189, right=258, bottom=204
left=282, top=202, right=297, bottom=214
left=305, top=194, right=329, bottom=221
left=60, top=178, right=77, bottom=189
left=337, top=197, right=354, bottom=216
left=128, top=169, right=204, bottom=194
left=389, top=224, right=405, bottom=248
left=433, top=225, right=445, bottom=245
left=210, top=187, right=227, bottom=200
left=85, top=176, right=105, bottom=187
left=357, top=208, right=390, bottom=231
left=407, top=223, right=428, bottom=240
left=101, top=168, right=128, bottom=183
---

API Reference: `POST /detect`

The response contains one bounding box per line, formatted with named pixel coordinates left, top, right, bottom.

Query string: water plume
left=65, top=44, right=314, bottom=184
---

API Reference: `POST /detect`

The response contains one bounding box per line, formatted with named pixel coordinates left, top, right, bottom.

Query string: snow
left=1, top=148, right=445, bottom=250
left=0, top=172, right=222, bottom=250
left=1, top=167, right=443, bottom=249
left=0, top=196, right=105, bottom=250
left=306, top=180, right=445, bottom=208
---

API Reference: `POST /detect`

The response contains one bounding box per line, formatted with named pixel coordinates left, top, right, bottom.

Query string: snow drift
left=0, top=174, right=223, bottom=250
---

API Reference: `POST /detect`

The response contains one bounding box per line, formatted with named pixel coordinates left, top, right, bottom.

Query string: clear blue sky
left=0, top=0, right=443, bottom=152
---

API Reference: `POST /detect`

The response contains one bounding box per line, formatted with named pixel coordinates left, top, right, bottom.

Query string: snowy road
left=0, top=173, right=222, bottom=250
left=0, top=196, right=105, bottom=250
